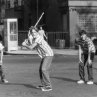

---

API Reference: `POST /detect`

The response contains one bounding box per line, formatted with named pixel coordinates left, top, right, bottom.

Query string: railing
left=47, top=32, right=67, bottom=48
left=18, top=31, right=28, bottom=46
left=18, top=31, right=69, bottom=49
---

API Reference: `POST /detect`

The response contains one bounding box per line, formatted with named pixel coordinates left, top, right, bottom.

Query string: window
left=6, top=0, right=10, bottom=9
left=78, top=13, right=97, bottom=33
left=5, top=0, right=23, bottom=9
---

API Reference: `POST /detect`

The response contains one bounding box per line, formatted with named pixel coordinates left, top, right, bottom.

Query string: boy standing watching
left=77, top=30, right=95, bottom=85
left=38, top=27, right=47, bottom=40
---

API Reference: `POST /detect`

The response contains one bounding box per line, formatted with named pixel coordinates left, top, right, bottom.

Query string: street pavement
left=2, top=48, right=97, bottom=97
left=1, top=54, right=97, bottom=97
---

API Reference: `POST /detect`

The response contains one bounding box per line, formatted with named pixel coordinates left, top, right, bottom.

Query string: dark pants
left=0, top=65, right=5, bottom=80
left=79, top=52, right=95, bottom=81
left=39, top=56, right=53, bottom=87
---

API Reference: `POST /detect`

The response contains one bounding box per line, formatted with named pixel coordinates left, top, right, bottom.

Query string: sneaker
left=77, top=80, right=84, bottom=84
left=41, top=86, right=52, bottom=92
left=1, top=79, right=8, bottom=83
left=87, top=81, right=94, bottom=85
left=37, top=85, right=52, bottom=88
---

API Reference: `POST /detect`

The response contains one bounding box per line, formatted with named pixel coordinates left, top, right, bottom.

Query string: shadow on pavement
left=51, top=76, right=77, bottom=83
left=0, top=82, right=40, bottom=90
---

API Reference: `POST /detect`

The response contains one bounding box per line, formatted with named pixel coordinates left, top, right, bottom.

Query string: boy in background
left=77, top=30, right=95, bottom=85
left=38, top=27, right=47, bottom=40
left=0, top=35, right=8, bottom=83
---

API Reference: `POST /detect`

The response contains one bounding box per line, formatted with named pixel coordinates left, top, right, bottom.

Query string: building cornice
left=69, top=1, right=97, bottom=6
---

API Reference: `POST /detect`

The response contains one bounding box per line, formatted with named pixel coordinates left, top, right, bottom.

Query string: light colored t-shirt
left=34, top=34, right=54, bottom=58
left=78, top=36, right=96, bottom=53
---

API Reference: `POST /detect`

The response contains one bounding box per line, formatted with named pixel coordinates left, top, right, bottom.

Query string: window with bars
left=5, top=0, right=24, bottom=9
left=78, top=13, right=97, bottom=33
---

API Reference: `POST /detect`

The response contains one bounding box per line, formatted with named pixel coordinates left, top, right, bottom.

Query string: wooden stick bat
left=29, top=12, right=44, bottom=30
left=34, top=12, right=44, bottom=27
left=27, top=12, right=44, bottom=43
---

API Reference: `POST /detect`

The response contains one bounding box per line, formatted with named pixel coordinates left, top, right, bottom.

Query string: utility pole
left=0, top=0, right=1, bottom=24
left=0, top=0, right=6, bottom=24
left=36, top=0, right=38, bottom=21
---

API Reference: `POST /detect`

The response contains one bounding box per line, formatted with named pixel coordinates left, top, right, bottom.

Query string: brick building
left=3, top=0, right=70, bottom=47
left=2, top=0, right=97, bottom=48
left=1, top=0, right=97, bottom=47
left=69, top=0, right=97, bottom=47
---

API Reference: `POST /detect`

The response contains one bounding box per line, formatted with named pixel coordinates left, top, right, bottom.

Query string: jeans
left=79, top=52, right=95, bottom=81
left=39, top=56, right=53, bottom=87
left=0, top=65, right=5, bottom=80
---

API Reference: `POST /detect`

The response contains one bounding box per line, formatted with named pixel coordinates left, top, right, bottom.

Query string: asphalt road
left=0, top=54, right=97, bottom=97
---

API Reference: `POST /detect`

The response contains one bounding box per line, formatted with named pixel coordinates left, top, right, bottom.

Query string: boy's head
left=31, top=28, right=39, bottom=37
left=79, top=30, right=86, bottom=36
left=79, top=30, right=87, bottom=40
left=40, top=27, right=42, bottom=30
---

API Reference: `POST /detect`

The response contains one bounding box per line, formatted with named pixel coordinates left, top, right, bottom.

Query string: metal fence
left=47, top=32, right=67, bottom=48
left=18, top=31, right=69, bottom=49
left=18, top=31, right=28, bottom=46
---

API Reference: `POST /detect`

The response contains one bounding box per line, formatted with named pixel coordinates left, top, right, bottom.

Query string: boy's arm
left=22, top=42, right=37, bottom=50
left=30, top=42, right=37, bottom=50
left=88, top=46, right=91, bottom=64
left=87, top=38, right=94, bottom=64
left=0, top=49, right=3, bottom=64
left=78, top=45, right=83, bottom=63
left=23, top=35, right=42, bottom=50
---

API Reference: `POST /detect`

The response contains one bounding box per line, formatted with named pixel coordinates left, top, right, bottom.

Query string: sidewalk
left=5, top=47, right=78, bottom=55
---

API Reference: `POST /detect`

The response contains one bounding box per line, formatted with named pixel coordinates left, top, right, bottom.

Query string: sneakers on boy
left=87, top=81, right=94, bottom=85
left=77, top=80, right=84, bottom=84
left=1, top=79, right=8, bottom=83
left=41, top=86, right=52, bottom=92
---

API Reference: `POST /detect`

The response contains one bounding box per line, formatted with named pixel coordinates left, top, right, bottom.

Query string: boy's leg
left=39, top=58, right=43, bottom=84
left=78, top=54, right=88, bottom=84
left=87, top=53, right=95, bottom=81
left=0, top=65, right=5, bottom=81
left=0, top=50, right=5, bottom=82
left=79, top=54, right=88, bottom=81
left=0, top=60, right=8, bottom=83
left=39, top=56, right=53, bottom=87
left=0, top=66, right=8, bottom=83
left=79, top=62, right=85, bottom=81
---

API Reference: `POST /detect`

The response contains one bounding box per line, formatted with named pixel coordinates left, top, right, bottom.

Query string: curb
left=4, top=49, right=78, bottom=56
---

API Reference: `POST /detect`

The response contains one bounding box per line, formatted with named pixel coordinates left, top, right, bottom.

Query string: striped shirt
left=78, top=36, right=96, bottom=53
left=34, top=34, right=54, bottom=58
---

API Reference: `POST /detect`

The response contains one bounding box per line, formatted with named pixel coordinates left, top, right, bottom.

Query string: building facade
left=69, top=0, right=97, bottom=47
left=4, top=0, right=68, bottom=31
left=3, top=0, right=70, bottom=47
left=2, top=0, right=97, bottom=48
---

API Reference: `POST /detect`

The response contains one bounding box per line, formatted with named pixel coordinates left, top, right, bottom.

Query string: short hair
left=29, top=26, right=38, bottom=32
left=79, top=30, right=87, bottom=36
